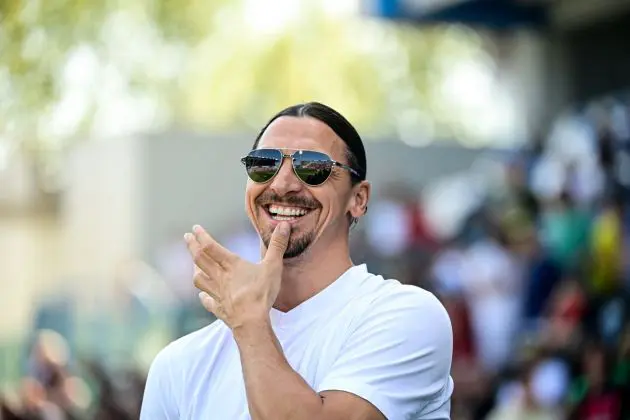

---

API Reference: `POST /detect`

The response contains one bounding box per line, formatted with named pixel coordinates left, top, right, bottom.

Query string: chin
left=266, top=231, right=314, bottom=260
left=283, top=245, right=309, bottom=260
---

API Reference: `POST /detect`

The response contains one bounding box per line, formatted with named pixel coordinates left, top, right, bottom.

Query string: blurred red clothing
left=406, top=202, right=438, bottom=250
left=443, top=297, right=476, bottom=362
left=578, top=392, right=622, bottom=420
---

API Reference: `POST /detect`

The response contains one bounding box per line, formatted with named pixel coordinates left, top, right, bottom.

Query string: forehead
left=257, top=116, right=345, bottom=158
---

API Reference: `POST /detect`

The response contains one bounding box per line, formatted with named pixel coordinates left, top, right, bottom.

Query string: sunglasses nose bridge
left=276, top=153, right=294, bottom=174
left=268, top=153, right=303, bottom=195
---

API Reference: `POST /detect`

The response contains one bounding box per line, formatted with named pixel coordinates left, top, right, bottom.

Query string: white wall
left=60, top=137, right=141, bottom=296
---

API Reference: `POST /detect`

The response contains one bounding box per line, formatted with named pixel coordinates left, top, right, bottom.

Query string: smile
left=263, top=204, right=316, bottom=222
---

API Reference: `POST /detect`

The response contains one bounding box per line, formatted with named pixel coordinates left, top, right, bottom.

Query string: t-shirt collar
left=270, top=264, right=369, bottom=330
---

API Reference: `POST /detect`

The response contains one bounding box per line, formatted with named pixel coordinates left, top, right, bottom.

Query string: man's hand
left=184, top=223, right=291, bottom=329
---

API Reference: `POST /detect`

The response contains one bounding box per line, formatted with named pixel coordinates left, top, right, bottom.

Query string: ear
left=347, top=181, right=371, bottom=219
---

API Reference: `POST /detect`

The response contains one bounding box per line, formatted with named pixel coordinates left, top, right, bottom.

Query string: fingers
left=184, top=232, right=202, bottom=256
left=263, top=222, right=291, bottom=263
left=185, top=233, right=218, bottom=275
left=198, top=291, right=217, bottom=314
left=192, top=266, right=219, bottom=298
left=191, top=225, right=236, bottom=268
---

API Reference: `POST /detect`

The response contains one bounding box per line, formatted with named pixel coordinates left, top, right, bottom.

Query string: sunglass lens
left=243, top=149, right=282, bottom=183
left=292, top=150, right=333, bottom=186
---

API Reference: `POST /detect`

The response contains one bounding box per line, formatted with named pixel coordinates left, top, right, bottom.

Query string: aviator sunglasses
left=241, top=148, right=362, bottom=186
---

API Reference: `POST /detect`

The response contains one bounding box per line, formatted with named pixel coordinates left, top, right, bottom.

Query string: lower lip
left=262, top=207, right=315, bottom=226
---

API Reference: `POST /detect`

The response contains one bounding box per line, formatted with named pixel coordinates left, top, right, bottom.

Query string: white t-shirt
left=140, top=265, right=454, bottom=420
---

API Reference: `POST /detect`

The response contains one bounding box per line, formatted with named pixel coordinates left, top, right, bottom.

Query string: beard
left=255, top=191, right=320, bottom=259
left=262, top=228, right=314, bottom=259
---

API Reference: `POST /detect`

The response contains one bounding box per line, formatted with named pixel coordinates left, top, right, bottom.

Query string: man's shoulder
left=361, top=274, right=445, bottom=314
left=353, top=273, right=452, bottom=336
left=151, top=320, right=229, bottom=369
left=318, top=274, right=454, bottom=420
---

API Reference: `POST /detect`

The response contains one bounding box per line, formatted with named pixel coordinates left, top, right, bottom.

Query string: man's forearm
left=233, top=316, right=324, bottom=420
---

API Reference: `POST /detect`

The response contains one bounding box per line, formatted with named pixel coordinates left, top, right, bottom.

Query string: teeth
left=268, top=205, right=309, bottom=217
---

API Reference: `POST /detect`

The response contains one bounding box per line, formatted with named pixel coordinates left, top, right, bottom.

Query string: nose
left=269, top=157, right=303, bottom=196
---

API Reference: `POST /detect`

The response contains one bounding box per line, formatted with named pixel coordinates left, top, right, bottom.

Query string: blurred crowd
left=0, top=330, right=146, bottom=420
left=3, top=93, right=630, bottom=419
left=351, top=92, right=630, bottom=420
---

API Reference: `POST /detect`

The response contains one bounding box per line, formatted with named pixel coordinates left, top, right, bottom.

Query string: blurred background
left=1, top=0, right=630, bottom=419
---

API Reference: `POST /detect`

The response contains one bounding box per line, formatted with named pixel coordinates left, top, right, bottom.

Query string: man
left=140, top=102, right=454, bottom=420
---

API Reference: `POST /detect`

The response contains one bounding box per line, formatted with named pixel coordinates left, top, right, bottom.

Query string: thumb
left=264, top=222, right=291, bottom=263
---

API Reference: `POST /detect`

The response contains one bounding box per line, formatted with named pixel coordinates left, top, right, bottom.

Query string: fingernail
left=192, top=225, right=202, bottom=232
left=184, top=233, right=193, bottom=241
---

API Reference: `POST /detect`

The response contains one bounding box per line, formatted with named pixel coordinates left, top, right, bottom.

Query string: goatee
left=262, top=230, right=314, bottom=259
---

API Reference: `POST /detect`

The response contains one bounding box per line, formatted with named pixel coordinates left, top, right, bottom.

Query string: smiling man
left=140, top=102, right=454, bottom=420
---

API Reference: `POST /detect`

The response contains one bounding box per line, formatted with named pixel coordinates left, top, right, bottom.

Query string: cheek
left=317, top=192, right=350, bottom=225
left=245, top=185, right=263, bottom=216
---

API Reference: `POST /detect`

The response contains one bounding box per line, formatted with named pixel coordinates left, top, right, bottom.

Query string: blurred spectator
left=567, top=342, right=624, bottom=420
left=487, top=356, right=566, bottom=420
left=544, top=276, right=588, bottom=350
left=589, top=196, right=624, bottom=295
left=584, top=290, right=630, bottom=352
left=460, top=226, right=522, bottom=374
left=431, top=239, right=481, bottom=413
left=538, top=192, right=591, bottom=272
left=518, top=226, right=562, bottom=332
left=504, top=156, right=539, bottom=223
left=364, top=196, right=411, bottom=258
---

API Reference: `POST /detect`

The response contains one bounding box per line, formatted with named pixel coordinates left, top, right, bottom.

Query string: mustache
left=256, top=192, right=320, bottom=209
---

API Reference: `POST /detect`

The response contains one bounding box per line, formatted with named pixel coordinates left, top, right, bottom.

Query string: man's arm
left=187, top=225, right=452, bottom=419
left=187, top=224, right=385, bottom=419
left=233, top=316, right=386, bottom=420
left=234, top=288, right=454, bottom=420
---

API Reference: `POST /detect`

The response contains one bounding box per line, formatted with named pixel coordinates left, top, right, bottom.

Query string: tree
left=0, top=0, right=490, bottom=175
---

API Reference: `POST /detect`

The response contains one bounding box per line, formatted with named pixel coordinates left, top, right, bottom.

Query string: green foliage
left=0, top=0, right=488, bottom=161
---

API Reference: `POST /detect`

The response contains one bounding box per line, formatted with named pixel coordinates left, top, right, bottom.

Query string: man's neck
left=273, top=239, right=353, bottom=312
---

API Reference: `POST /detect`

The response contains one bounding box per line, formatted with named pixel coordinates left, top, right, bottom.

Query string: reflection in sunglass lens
left=244, top=149, right=283, bottom=183
left=293, top=150, right=333, bottom=186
